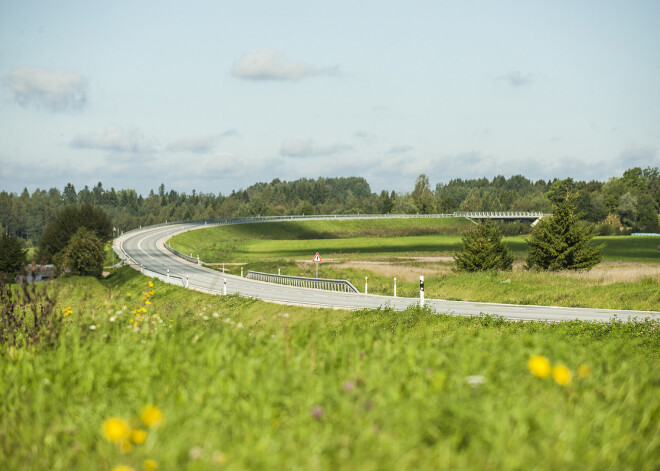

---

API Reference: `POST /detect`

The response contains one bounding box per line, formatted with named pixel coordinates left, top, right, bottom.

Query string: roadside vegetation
left=2, top=269, right=658, bottom=470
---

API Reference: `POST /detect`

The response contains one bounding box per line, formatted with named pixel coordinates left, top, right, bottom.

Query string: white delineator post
left=365, top=277, right=368, bottom=294
left=186, top=275, right=189, bottom=288
left=394, top=277, right=397, bottom=297
left=224, top=278, right=227, bottom=295
left=420, top=275, right=425, bottom=307
left=167, top=269, right=169, bottom=281
left=241, top=267, right=243, bottom=277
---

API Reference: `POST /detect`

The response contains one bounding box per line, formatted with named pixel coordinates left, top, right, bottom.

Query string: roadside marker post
left=224, top=278, right=227, bottom=295
left=365, top=277, right=368, bottom=294
left=394, top=277, right=397, bottom=297
left=167, top=269, right=169, bottom=281
left=420, top=275, right=425, bottom=307
left=186, top=275, right=189, bottom=288
left=241, top=267, right=243, bottom=277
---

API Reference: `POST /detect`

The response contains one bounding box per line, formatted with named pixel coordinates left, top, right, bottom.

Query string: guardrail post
left=420, top=275, right=425, bottom=307
left=224, top=278, right=227, bottom=295
left=394, top=277, right=397, bottom=297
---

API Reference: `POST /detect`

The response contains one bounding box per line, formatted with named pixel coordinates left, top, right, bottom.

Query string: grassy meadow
left=169, top=219, right=660, bottom=311
left=2, top=268, right=659, bottom=470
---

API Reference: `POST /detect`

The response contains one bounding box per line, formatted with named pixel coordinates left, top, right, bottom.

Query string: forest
left=1, top=167, right=658, bottom=248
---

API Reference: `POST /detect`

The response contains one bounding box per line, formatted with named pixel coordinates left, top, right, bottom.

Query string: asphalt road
left=116, top=223, right=660, bottom=323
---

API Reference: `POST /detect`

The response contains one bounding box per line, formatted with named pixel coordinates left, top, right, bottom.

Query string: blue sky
left=1, top=0, right=659, bottom=196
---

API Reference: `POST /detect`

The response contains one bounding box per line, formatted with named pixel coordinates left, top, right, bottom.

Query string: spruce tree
left=454, top=220, right=513, bottom=272
left=526, top=196, right=603, bottom=270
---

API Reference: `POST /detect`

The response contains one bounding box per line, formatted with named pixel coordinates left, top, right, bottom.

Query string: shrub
left=58, top=227, right=105, bottom=277
left=454, top=220, right=513, bottom=272
left=0, top=233, right=26, bottom=278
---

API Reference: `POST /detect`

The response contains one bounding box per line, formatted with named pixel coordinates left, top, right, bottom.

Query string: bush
left=526, top=196, right=604, bottom=270
left=454, top=220, right=513, bottom=272
left=0, top=233, right=26, bottom=278
left=58, top=227, right=105, bottom=277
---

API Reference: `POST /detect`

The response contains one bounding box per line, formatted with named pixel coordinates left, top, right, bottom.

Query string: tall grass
left=2, top=269, right=659, bottom=470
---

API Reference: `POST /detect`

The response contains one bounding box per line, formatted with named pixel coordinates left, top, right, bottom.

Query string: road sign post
left=312, top=252, right=322, bottom=278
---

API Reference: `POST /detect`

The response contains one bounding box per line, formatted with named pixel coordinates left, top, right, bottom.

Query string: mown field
left=2, top=268, right=659, bottom=470
left=169, top=218, right=660, bottom=311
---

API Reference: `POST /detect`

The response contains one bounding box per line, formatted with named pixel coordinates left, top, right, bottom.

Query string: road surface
left=115, top=223, right=660, bottom=323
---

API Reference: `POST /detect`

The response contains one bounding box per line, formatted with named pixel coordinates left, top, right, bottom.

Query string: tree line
left=1, top=167, right=658, bottom=249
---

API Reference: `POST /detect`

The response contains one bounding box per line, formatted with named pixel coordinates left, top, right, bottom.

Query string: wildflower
left=119, top=440, right=133, bottom=454
left=528, top=355, right=551, bottom=378
left=577, top=365, right=591, bottom=378
left=552, top=365, right=572, bottom=386
left=140, top=406, right=163, bottom=428
left=111, top=466, right=135, bottom=471
left=149, top=290, right=154, bottom=295
left=145, top=301, right=152, bottom=305
left=89, top=325, right=97, bottom=330
left=148, top=280, right=154, bottom=288
left=126, top=293, right=132, bottom=298
left=310, top=405, right=324, bottom=420
left=465, top=375, right=486, bottom=386
left=143, top=459, right=159, bottom=471
left=342, top=380, right=356, bottom=392
left=212, top=452, right=227, bottom=465
left=109, top=316, right=116, bottom=322
left=189, top=446, right=203, bottom=460
left=130, top=428, right=148, bottom=445
left=103, top=417, right=130, bottom=442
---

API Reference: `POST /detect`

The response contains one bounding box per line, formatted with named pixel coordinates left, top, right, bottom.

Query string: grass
left=169, top=220, right=660, bottom=311
left=2, top=269, right=659, bottom=470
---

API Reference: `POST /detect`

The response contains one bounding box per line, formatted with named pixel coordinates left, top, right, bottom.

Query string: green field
left=168, top=219, right=660, bottom=311
left=2, top=269, right=659, bottom=470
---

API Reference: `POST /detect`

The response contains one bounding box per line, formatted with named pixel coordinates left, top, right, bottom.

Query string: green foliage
left=0, top=233, right=26, bottom=277
left=526, top=197, right=604, bottom=270
left=1, top=272, right=658, bottom=470
left=38, top=203, right=112, bottom=263
left=454, top=220, right=514, bottom=272
left=58, top=227, right=105, bottom=276
left=0, top=276, right=60, bottom=349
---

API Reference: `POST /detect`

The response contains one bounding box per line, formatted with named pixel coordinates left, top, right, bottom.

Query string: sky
left=1, top=0, right=659, bottom=196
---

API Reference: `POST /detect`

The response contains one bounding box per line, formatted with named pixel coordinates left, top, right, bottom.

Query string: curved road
left=116, top=222, right=660, bottom=323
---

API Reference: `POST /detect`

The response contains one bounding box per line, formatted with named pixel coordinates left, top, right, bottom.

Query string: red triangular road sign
left=312, top=252, right=322, bottom=262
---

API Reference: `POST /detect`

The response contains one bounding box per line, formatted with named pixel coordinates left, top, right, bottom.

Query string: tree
left=39, top=204, right=112, bottom=263
left=412, top=174, right=436, bottom=214
left=526, top=196, right=603, bottom=270
left=0, top=233, right=26, bottom=277
left=58, top=227, right=105, bottom=276
left=454, top=220, right=513, bottom=272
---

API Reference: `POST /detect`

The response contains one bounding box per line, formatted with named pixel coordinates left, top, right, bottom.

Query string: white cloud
left=280, top=139, right=353, bottom=157
left=70, top=125, right=157, bottom=153
left=167, top=135, right=218, bottom=154
left=232, top=49, right=339, bottom=81
left=619, top=144, right=658, bottom=168
left=4, top=66, right=88, bottom=112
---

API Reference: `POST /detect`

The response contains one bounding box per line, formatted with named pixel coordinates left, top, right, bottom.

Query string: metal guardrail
left=164, top=243, right=199, bottom=264
left=141, top=266, right=186, bottom=288
left=246, top=270, right=359, bottom=293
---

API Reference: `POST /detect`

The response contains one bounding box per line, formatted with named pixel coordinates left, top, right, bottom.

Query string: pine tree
left=526, top=196, right=603, bottom=270
left=454, top=220, right=513, bottom=272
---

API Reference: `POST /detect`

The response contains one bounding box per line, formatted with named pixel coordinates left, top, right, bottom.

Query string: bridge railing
left=246, top=270, right=359, bottom=293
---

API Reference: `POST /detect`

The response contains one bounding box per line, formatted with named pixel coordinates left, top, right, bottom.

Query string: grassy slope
left=2, top=269, right=659, bottom=470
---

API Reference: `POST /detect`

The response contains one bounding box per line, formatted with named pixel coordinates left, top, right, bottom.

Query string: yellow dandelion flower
left=103, top=417, right=130, bottom=442
left=145, top=301, right=152, bottom=305
left=149, top=291, right=155, bottom=296
left=119, top=439, right=133, bottom=454
left=126, top=293, right=132, bottom=298
left=143, top=459, right=159, bottom=471
left=140, top=406, right=163, bottom=428
left=148, top=281, right=154, bottom=288
left=577, top=365, right=591, bottom=378
left=552, top=365, right=572, bottom=386
left=111, top=466, right=135, bottom=471
left=130, top=428, right=148, bottom=445
left=528, top=355, right=551, bottom=378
